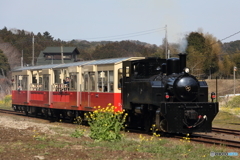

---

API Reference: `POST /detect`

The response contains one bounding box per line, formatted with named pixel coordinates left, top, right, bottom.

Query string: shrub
left=85, top=103, right=127, bottom=141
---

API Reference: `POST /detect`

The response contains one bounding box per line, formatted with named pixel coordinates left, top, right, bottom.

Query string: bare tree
left=0, top=41, right=21, bottom=70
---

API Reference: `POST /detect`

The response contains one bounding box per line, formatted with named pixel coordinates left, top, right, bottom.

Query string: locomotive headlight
left=183, top=67, right=190, bottom=73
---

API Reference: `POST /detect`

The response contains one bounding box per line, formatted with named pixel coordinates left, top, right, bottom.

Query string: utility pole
left=167, top=50, right=170, bottom=59
left=165, top=25, right=168, bottom=59
left=61, top=46, right=64, bottom=64
left=21, top=50, right=23, bottom=67
left=234, top=66, right=237, bottom=95
left=32, top=35, right=34, bottom=66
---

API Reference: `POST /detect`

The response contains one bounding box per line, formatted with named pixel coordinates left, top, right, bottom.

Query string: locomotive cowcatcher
left=122, top=53, right=219, bottom=133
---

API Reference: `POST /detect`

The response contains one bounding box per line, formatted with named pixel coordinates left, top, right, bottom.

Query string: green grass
left=0, top=95, right=12, bottom=110
left=81, top=136, right=235, bottom=160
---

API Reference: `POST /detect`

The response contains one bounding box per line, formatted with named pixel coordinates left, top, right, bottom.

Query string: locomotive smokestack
left=178, top=53, right=187, bottom=72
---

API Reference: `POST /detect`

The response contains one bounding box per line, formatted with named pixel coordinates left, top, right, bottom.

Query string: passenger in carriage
left=64, top=77, right=70, bottom=91
left=99, top=85, right=108, bottom=92
left=104, top=85, right=107, bottom=92
left=17, top=84, right=22, bottom=91
left=98, top=85, right=102, bottom=92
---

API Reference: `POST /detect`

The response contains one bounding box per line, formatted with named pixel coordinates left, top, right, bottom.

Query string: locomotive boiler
left=122, top=53, right=219, bottom=133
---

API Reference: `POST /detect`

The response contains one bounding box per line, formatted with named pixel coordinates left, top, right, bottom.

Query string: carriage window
left=43, top=75, right=49, bottom=91
left=30, top=77, right=38, bottom=91
left=70, top=74, right=77, bottom=90
left=89, top=73, right=95, bottom=91
left=98, top=71, right=113, bottom=92
left=98, top=71, right=107, bottom=92
left=16, top=75, right=22, bottom=90
left=118, top=69, right=123, bottom=90
left=54, top=70, right=61, bottom=83
left=84, top=74, right=88, bottom=91
left=32, top=77, right=37, bottom=83
left=109, top=71, right=113, bottom=92
left=84, top=72, right=95, bottom=91
left=21, top=76, right=28, bottom=90
left=16, top=75, right=28, bottom=90
left=39, top=77, right=43, bottom=84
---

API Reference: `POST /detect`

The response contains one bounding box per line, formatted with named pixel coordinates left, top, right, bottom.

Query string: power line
left=220, top=30, right=240, bottom=42
left=80, top=27, right=165, bottom=41
left=103, top=29, right=165, bottom=41
left=207, top=30, right=240, bottom=47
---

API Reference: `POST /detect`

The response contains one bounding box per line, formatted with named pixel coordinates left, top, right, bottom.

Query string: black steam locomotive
left=122, top=53, right=219, bottom=133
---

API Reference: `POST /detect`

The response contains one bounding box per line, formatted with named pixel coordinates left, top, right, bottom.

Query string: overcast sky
left=1, top=0, right=240, bottom=46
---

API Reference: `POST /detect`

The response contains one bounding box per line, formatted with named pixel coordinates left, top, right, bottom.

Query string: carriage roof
left=12, top=57, right=139, bottom=72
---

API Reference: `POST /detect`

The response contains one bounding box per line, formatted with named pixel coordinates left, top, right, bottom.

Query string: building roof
left=43, top=47, right=80, bottom=54
left=36, top=47, right=80, bottom=65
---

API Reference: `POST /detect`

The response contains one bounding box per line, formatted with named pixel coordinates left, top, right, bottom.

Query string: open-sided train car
left=11, top=57, right=143, bottom=121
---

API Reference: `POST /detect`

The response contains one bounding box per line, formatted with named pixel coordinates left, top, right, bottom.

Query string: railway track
left=0, top=109, right=21, bottom=115
left=212, top=127, right=240, bottom=136
left=189, top=134, right=240, bottom=148
left=1, top=109, right=240, bottom=148
left=185, top=127, right=240, bottom=148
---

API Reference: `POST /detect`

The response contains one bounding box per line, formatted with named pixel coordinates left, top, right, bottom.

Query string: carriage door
left=83, top=72, right=95, bottom=107
left=69, top=73, right=78, bottom=106
left=15, top=75, right=28, bottom=104
left=43, top=74, right=50, bottom=105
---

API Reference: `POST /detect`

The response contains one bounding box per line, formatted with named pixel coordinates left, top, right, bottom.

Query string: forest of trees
left=1, top=26, right=240, bottom=80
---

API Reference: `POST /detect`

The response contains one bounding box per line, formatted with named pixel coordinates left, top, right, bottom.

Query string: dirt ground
left=0, top=113, right=153, bottom=160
